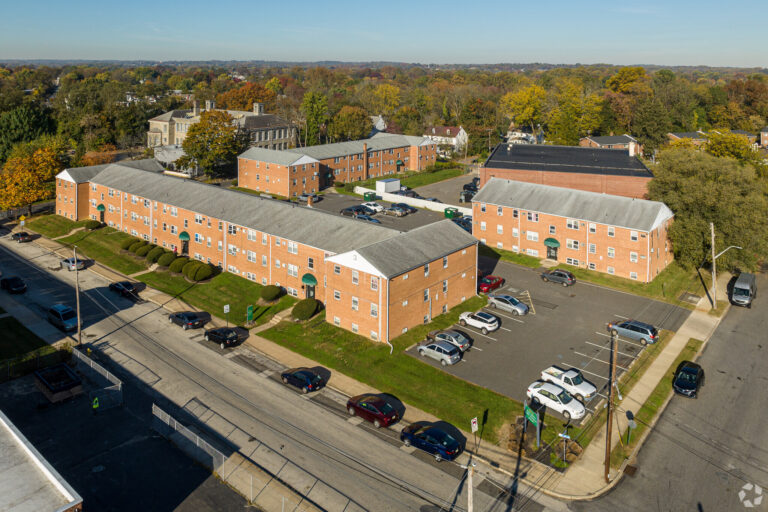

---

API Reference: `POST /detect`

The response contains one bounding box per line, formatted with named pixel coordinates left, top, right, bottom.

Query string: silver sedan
left=60, top=257, right=86, bottom=271
left=487, top=294, right=529, bottom=316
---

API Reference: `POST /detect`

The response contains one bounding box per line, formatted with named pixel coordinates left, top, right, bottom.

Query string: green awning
left=301, top=273, right=317, bottom=286
left=178, top=231, right=190, bottom=241
left=96, top=204, right=105, bottom=212
left=396, top=160, right=404, bottom=166
left=544, top=238, right=560, bottom=248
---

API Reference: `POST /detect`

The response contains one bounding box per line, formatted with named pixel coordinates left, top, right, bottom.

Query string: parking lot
left=411, top=174, right=479, bottom=206
left=407, top=258, right=691, bottom=424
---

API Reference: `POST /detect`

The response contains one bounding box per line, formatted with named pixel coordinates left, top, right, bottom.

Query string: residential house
left=579, top=134, right=642, bottom=156
left=423, top=126, right=468, bottom=155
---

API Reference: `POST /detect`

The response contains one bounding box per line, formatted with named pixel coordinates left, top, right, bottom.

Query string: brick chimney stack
left=192, top=100, right=199, bottom=116
left=363, top=143, right=368, bottom=180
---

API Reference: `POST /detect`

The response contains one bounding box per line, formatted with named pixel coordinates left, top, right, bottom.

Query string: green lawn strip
left=0, top=316, right=49, bottom=359
left=552, top=262, right=704, bottom=309
left=262, top=295, right=564, bottom=445
left=479, top=244, right=541, bottom=269
left=136, top=271, right=295, bottom=326
left=58, top=227, right=148, bottom=275
left=26, top=214, right=88, bottom=238
left=610, top=338, right=704, bottom=468
left=334, top=166, right=466, bottom=197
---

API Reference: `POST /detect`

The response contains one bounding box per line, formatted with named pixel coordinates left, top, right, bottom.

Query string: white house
left=423, top=126, right=468, bottom=154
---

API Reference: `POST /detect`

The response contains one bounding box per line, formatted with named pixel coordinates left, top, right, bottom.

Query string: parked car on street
left=417, top=340, right=461, bottom=366
left=487, top=294, right=529, bottom=316
left=280, top=367, right=325, bottom=394
left=355, top=214, right=381, bottom=224
left=672, top=361, right=705, bottom=398
left=540, top=366, right=596, bottom=402
left=458, top=311, right=499, bottom=334
left=384, top=206, right=407, bottom=217
left=11, top=231, right=32, bottom=243
left=478, top=275, right=504, bottom=293
left=526, top=381, right=586, bottom=422
left=392, top=203, right=417, bottom=214
left=1, top=276, right=27, bottom=294
left=541, top=269, right=575, bottom=286
left=425, top=329, right=472, bottom=352
left=47, top=304, right=79, bottom=331
left=346, top=394, right=399, bottom=428
left=607, top=319, right=659, bottom=345
left=204, top=327, right=240, bottom=349
left=731, top=272, right=757, bottom=307
left=60, top=257, right=86, bottom=271
left=108, top=281, right=138, bottom=299
left=400, top=421, right=462, bottom=462
left=168, top=311, right=206, bottom=330
left=361, top=202, right=384, bottom=213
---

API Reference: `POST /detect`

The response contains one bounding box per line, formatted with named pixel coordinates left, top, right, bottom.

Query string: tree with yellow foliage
left=0, top=146, right=62, bottom=214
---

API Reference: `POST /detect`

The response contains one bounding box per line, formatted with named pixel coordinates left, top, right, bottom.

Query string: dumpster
left=444, top=207, right=462, bottom=219
left=363, top=191, right=376, bottom=201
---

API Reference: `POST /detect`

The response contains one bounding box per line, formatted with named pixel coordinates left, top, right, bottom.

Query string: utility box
left=444, top=207, right=462, bottom=219
left=376, top=178, right=401, bottom=195
left=363, top=191, right=376, bottom=201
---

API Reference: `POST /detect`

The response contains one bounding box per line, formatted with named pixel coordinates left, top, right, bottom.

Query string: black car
left=458, top=190, right=476, bottom=203
left=340, top=205, right=375, bottom=217
left=452, top=218, right=472, bottom=233
left=168, top=311, right=206, bottom=330
left=392, top=203, right=417, bottom=214
left=673, top=361, right=705, bottom=398
left=400, top=422, right=463, bottom=462
left=1, top=276, right=27, bottom=294
left=463, top=182, right=478, bottom=193
left=108, top=281, right=138, bottom=299
left=541, top=269, right=576, bottom=286
left=204, top=327, right=240, bottom=349
left=280, top=367, right=325, bottom=394
left=11, top=231, right=32, bottom=243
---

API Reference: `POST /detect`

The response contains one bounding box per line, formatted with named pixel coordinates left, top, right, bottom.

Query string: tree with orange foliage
left=80, top=143, right=118, bottom=167
left=0, top=146, right=63, bottom=214
left=216, top=82, right=276, bottom=111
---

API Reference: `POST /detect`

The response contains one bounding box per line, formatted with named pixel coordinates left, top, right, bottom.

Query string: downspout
left=585, top=223, right=589, bottom=269
left=268, top=235, right=272, bottom=283
left=120, top=193, right=123, bottom=231
left=74, top=182, right=78, bottom=220
left=475, top=242, right=479, bottom=297
left=385, top=277, right=392, bottom=354
left=646, top=231, right=650, bottom=283
left=223, top=222, right=227, bottom=270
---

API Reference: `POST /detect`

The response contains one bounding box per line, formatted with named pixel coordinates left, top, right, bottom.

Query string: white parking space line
left=593, top=331, right=647, bottom=348
left=562, top=365, right=606, bottom=381
left=500, top=327, right=512, bottom=332
left=584, top=341, right=640, bottom=359
left=484, top=309, right=526, bottom=323
left=573, top=351, right=630, bottom=371
left=456, top=326, right=498, bottom=341
left=470, top=346, right=483, bottom=351
left=613, top=314, right=629, bottom=319
left=595, top=331, right=611, bottom=338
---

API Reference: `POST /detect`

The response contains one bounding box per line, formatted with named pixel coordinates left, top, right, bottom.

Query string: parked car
left=452, top=217, right=472, bottom=233
left=0, top=276, right=27, bottom=294
left=400, top=421, right=462, bottom=462
left=607, top=319, right=659, bottom=345
left=541, top=366, right=597, bottom=402
left=280, top=367, right=325, bottom=394
left=340, top=206, right=360, bottom=217
left=168, top=311, right=206, bottom=330
left=425, top=329, right=471, bottom=352
left=346, top=394, right=399, bottom=428
left=392, top=203, right=417, bottom=214
left=356, top=214, right=381, bottom=224
left=731, top=272, right=757, bottom=307
left=487, top=294, right=529, bottom=316
left=458, top=190, right=476, bottom=203
left=384, top=206, right=407, bottom=217
left=470, top=177, right=481, bottom=187
left=11, top=231, right=32, bottom=243
left=361, top=202, right=384, bottom=213
left=458, top=311, right=499, bottom=334
left=541, top=269, right=575, bottom=286
left=463, top=183, right=478, bottom=193
left=424, top=197, right=442, bottom=203
left=526, top=381, right=586, bottom=422
left=672, top=361, right=705, bottom=398
left=298, top=193, right=319, bottom=203
left=478, top=275, right=504, bottom=293
left=417, top=340, right=461, bottom=366
left=47, top=304, right=79, bottom=331
left=204, top=327, right=240, bottom=349
left=60, top=257, right=86, bottom=271
left=108, top=281, right=138, bottom=299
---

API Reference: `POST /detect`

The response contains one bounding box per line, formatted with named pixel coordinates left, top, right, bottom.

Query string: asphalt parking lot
left=408, top=258, right=692, bottom=423
left=311, top=191, right=447, bottom=231
left=412, top=174, right=478, bottom=206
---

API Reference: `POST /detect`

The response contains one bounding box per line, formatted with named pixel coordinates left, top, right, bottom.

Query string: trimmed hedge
left=181, top=261, right=200, bottom=277
left=84, top=220, right=102, bottom=231
left=146, top=246, right=166, bottom=263
left=260, top=285, right=282, bottom=301
left=120, top=237, right=140, bottom=250
left=191, top=264, right=213, bottom=282
left=135, top=244, right=153, bottom=257
left=157, top=252, right=176, bottom=267
left=168, top=256, right=189, bottom=273
left=129, top=241, right=147, bottom=253
left=292, top=298, right=319, bottom=321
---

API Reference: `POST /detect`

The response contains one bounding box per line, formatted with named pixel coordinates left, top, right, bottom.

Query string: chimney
left=205, top=100, right=216, bottom=111
left=307, top=195, right=313, bottom=208
left=628, top=142, right=636, bottom=157
left=192, top=100, right=199, bottom=116
left=253, top=102, right=264, bottom=115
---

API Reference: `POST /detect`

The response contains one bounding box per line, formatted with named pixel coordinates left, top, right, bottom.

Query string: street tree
left=499, top=85, right=546, bottom=135
left=300, top=92, right=329, bottom=146
left=371, top=84, right=401, bottom=117
left=177, top=111, right=246, bottom=176
left=329, top=106, right=369, bottom=141
left=0, top=146, right=63, bottom=214
left=0, top=104, right=55, bottom=162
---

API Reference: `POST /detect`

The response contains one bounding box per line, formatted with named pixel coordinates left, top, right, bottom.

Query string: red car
left=478, top=275, right=504, bottom=293
left=346, top=394, right=399, bottom=428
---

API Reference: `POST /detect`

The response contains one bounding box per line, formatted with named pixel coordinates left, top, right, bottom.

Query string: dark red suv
left=478, top=275, right=504, bottom=293
left=346, top=394, right=399, bottom=428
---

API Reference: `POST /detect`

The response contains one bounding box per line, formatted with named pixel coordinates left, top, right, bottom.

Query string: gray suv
left=418, top=341, right=461, bottom=366
left=608, top=320, right=659, bottom=345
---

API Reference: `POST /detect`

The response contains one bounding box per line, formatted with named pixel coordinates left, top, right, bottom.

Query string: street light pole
left=604, top=326, right=617, bottom=483
left=74, top=246, right=82, bottom=346
left=709, top=222, right=742, bottom=310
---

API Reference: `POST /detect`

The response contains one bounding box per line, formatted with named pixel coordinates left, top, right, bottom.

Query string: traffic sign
left=470, top=417, right=478, bottom=433
left=19, top=215, right=25, bottom=221
left=20, top=220, right=25, bottom=227
left=524, top=404, right=538, bottom=426
left=223, top=304, right=230, bottom=314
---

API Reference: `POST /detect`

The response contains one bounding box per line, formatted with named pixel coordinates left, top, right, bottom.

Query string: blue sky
left=0, top=0, right=765, bottom=67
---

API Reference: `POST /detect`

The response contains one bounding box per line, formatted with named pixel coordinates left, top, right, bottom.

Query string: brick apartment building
left=480, top=143, right=653, bottom=199
left=238, top=132, right=438, bottom=197
left=472, top=179, right=674, bottom=282
left=55, top=161, right=477, bottom=342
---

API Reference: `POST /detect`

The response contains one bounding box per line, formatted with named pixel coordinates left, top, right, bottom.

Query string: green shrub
left=84, top=219, right=102, bottom=230
left=120, top=237, right=140, bottom=250
left=292, top=298, right=319, bottom=321
left=181, top=260, right=200, bottom=277
left=191, top=264, right=213, bottom=282
left=168, top=256, right=189, bottom=273
left=129, top=240, right=147, bottom=253
left=135, top=244, right=153, bottom=257
left=146, top=246, right=166, bottom=263
left=260, top=285, right=282, bottom=301
left=157, top=252, right=176, bottom=267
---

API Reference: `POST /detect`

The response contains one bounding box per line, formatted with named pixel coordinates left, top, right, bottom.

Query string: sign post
left=19, top=214, right=25, bottom=227
left=246, top=305, right=254, bottom=325
left=224, top=304, right=230, bottom=327
left=558, top=431, right=571, bottom=463
left=524, top=403, right=541, bottom=449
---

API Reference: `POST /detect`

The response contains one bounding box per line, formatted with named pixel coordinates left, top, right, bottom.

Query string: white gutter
left=385, top=278, right=392, bottom=354
left=646, top=231, right=650, bottom=283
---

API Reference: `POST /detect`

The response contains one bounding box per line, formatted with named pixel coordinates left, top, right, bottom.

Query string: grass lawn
left=58, top=227, right=149, bottom=275
left=0, top=316, right=49, bottom=359
left=334, top=166, right=466, bottom=197
left=262, top=295, right=567, bottom=446
left=137, top=271, right=295, bottom=326
left=479, top=244, right=541, bottom=269
left=610, top=338, right=704, bottom=468
left=26, top=214, right=87, bottom=238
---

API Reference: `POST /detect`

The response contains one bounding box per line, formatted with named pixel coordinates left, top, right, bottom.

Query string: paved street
left=312, top=191, right=447, bottom=231
left=571, top=273, right=768, bottom=512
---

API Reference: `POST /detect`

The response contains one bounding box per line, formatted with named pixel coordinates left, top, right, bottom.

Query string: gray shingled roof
left=285, top=133, right=428, bottom=161
left=473, top=178, right=673, bottom=232
left=355, top=220, right=477, bottom=278
left=62, top=160, right=164, bottom=183
left=88, top=163, right=400, bottom=253
left=239, top=147, right=309, bottom=166
left=669, top=131, right=706, bottom=140
left=585, top=135, right=636, bottom=146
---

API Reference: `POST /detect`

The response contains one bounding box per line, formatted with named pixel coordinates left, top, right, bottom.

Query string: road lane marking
left=561, top=364, right=606, bottom=381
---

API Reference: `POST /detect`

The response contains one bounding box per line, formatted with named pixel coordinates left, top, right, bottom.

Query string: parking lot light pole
left=604, top=325, right=617, bottom=483
left=709, top=222, right=742, bottom=310
left=74, top=246, right=82, bottom=346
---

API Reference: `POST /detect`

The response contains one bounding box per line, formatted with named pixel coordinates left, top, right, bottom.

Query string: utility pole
left=604, top=326, right=617, bottom=483
left=467, top=462, right=475, bottom=512
left=711, top=222, right=717, bottom=310
left=74, top=246, right=82, bottom=346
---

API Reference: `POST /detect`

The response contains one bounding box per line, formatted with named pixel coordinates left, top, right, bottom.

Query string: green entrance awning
left=178, top=231, right=190, bottom=242
left=96, top=204, right=105, bottom=212
left=301, top=273, right=317, bottom=286
left=396, top=159, right=404, bottom=166
left=544, top=238, right=560, bottom=248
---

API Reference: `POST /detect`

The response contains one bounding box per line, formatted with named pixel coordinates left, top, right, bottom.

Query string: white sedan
left=526, top=381, right=586, bottom=422
left=458, top=311, right=499, bottom=334
left=361, top=202, right=385, bottom=213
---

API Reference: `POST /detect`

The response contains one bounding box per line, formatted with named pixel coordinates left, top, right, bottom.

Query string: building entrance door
left=306, top=285, right=315, bottom=299
left=547, top=246, right=558, bottom=260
